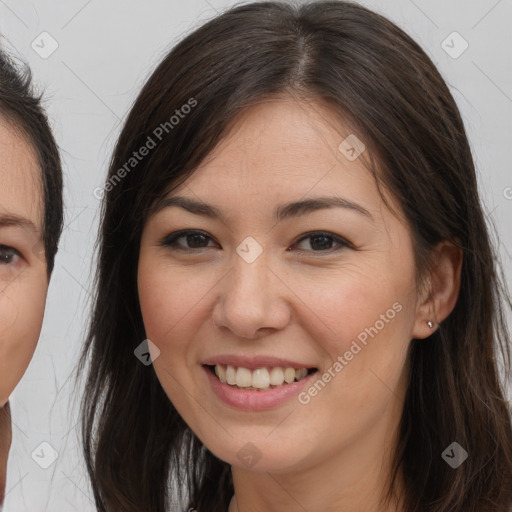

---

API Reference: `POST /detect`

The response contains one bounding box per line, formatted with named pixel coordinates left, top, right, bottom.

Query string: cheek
left=137, top=257, right=219, bottom=346
left=296, top=262, right=414, bottom=402
left=288, top=262, right=409, bottom=349
left=0, top=279, right=47, bottom=405
left=137, top=259, right=209, bottom=422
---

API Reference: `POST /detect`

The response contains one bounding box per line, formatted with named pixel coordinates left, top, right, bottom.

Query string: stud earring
left=427, top=320, right=434, bottom=329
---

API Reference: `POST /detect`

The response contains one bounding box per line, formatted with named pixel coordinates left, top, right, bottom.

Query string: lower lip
left=203, top=366, right=318, bottom=411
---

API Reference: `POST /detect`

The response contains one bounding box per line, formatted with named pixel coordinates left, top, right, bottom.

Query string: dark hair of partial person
left=78, top=1, right=512, bottom=511
left=0, top=46, right=63, bottom=275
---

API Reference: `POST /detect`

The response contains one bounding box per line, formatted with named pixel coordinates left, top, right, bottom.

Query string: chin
left=203, top=435, right=311, bottom=474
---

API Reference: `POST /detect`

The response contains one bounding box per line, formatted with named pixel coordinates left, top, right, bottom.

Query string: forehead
left=0, top=118, right=43, bottom=229
left=172, top=98, right=386, bottom=216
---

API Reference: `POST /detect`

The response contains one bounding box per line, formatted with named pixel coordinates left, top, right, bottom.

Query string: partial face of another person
left=0, top=119, right=49, bottom=407
left=137, top=98, right=432, bottom=475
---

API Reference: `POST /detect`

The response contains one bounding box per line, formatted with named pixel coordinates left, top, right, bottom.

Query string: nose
left=211, top=249, right=291, bottom=340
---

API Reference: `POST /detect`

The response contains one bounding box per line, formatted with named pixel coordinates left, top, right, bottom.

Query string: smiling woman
left=0, top=49, right=63, bottom=508
left=79, top=2, right=512, bottom=511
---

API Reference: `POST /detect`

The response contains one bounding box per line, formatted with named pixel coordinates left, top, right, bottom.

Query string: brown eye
left=160, top=230, right=218, bottom=251
left=0, top=244, right=21, bottom=265
left=293, top=232, right=351, bottom=253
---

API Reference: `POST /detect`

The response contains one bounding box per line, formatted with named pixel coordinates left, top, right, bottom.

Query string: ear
left=412, top=241, right=463, bottom=339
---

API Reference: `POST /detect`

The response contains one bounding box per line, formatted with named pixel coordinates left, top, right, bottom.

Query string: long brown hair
left=79, top=2, right=512, bottom=510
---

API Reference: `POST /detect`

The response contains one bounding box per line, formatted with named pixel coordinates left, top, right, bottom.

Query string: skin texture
left=137, top=98, right=462, bottom=512
left=0, top=119, right=49, bottom=503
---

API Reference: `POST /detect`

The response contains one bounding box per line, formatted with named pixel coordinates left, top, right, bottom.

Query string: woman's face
left=138, top=98, right=429, bottom=474
left=0, top=120, right=49, bottom=407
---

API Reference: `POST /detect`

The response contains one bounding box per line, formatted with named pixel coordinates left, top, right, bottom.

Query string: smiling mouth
left=206, top=364, right=318, bottom=391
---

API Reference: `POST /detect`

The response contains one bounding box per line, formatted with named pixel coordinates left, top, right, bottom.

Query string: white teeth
left=296, top=368, right=307, bottom=380
left=269, top=367, right=284, bottom=386
left=236, top=367, right=252, bottom=388
left=217, top=364, right=227, bottom=383
left=284, top=367, right=295, bottom=384
left=213, top=364, right=311, bottom=390
left=226, top=365, right=237, bottom=385
left=252, top=368, right=270, bottom=389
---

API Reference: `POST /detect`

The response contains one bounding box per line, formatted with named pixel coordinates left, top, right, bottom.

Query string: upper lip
left=202, top=355, right=317, bottom=370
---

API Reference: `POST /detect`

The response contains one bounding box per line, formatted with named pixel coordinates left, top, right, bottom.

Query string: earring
left=427, top=320, right=434, bottom=329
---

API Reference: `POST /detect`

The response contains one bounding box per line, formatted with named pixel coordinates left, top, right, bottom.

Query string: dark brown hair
left=0, top=46, right=63, bottom=274
left=79, top=2, right=512, bottom=510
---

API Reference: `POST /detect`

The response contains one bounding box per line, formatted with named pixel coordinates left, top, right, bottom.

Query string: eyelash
left=0, top=244, right=22, bottom=265
left=159, top=230, right=353, bottom=254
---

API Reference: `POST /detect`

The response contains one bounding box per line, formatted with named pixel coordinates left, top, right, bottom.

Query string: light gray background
left=0, top=0, right=511, bottom=510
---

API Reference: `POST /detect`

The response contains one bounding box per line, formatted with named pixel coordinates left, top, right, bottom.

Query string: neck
left=0, top=402, right=11, bottom=506
left=231, top=463, right=402, bottom=512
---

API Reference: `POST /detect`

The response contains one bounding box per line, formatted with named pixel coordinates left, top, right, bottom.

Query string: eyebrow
left=153, top=195, right=373, bottom=222
left=0, top=213, right=39, bottom=232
